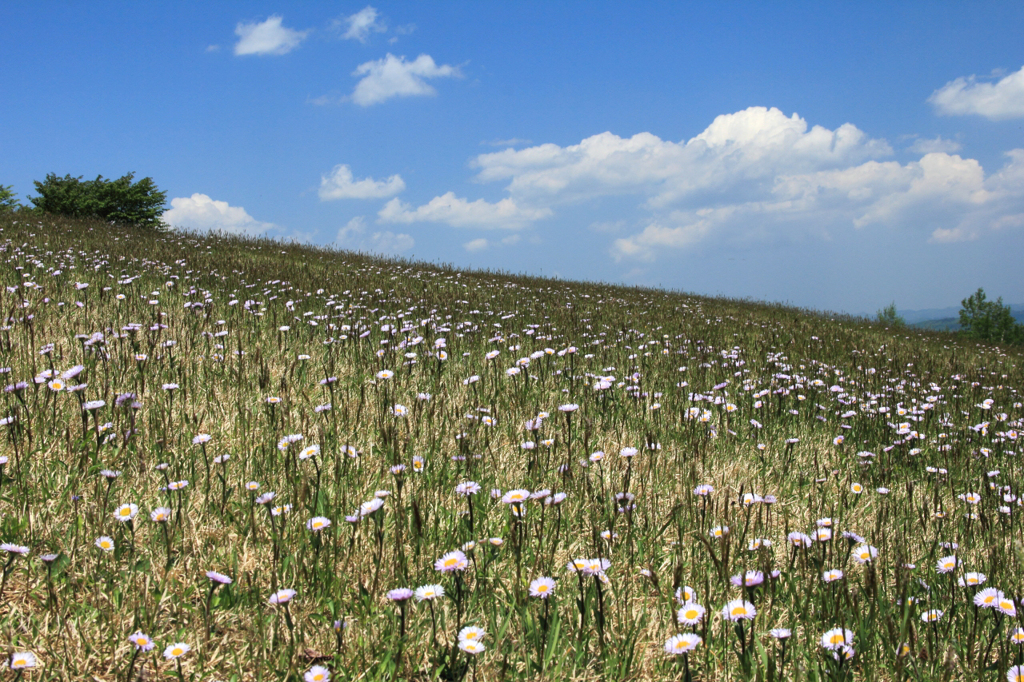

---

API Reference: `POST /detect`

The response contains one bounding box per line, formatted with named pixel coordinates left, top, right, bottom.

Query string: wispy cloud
left=906, top=135, right=962, bottom=154
left=336, top=6, right=387, bottom=43
left=336, top=216, right=414, bottom=254
left=234, top=15, right=308, bottom=56
left=928, top=65, right=1024, bottom=120
left=351, top=53, right=460, bottom=106
left=378, top=192, right=551, bottom=230
left=319, top=165, right=405, bottom=200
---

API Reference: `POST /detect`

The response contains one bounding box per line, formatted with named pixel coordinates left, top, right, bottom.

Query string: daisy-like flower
left=95, top=536, right=115, bottom=552
left=815, top=528, right=833, bottom=543
left=787, top=531, right=813, bottom=548
left=748, top=538, right=772, bottom=551
left=1011, top=628, right=1024, bottom=645
left=921, top=609, right=944, bottom=622
left=976, top=587, right=1002, bottom=608
left=677, top=602, right=706, bottom=625
left=206, top=570, right=233, bottom=584
left=435, top=550, right=469, bottom=572
left=821, top=628, right=854, bottom=650
left=851, top=545, right=878, bottom=564
left=693, top=484, right=714, bottom=496
left=192, top=433, right=212, bottom=445
left=850, top=482, right=863, bottom=494
left=458, top=626, right=487, bottom=642
left=459, top=639, right=486, bottom=655
left=376, top=370, right=394, bottom=380
left=150, top=507, right=171, bottom=522
left=163, top=642, right=190, bottom=659
left=664, top=633, right=702, bottom=655
left=823, top=569, right=844, bottom=583
left=359, top=498, right=384, bottom=517
left=298, top=445, right=320, bottom=460
left=959, top=572, right=987, bottom=587
left=255, top=492, right=276, bottom=506
left=936, top=555, right=959, bottom=574
left=304, top=665, right=331, bottom=682
left=730, top=571, right=764, bottom=587
left=455, top=481, right=481, bottom=496
left=9, top=651, right=37, bottom=669
left=722, top=599, right=756, bottom=622
left=999, top=596, right=1018, bottom=617
left=129, top=631, right=155, bottom=651
left=529, top=576, right=556, bottom=599
left=709, top=526, right=729, bottom=538
left=501, top=489, right=530, bottom=504
left=0, top=543, right=28, bottom=555
left=268, top=589, right=297, bottom=605
left=414, top=584, right=445, bottom=601
left=306, top=516, right=331, bottom=532
left=387, top=588, right=413, bottom=601
left=113, top=503, right=138, bottom=522
left=771, top=628, right=792, bottom=639
left=1009, top=665, right=1024, bottom=682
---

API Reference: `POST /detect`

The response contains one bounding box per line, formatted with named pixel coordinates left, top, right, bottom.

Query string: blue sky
left=2, top=2, right=1023, bottom=315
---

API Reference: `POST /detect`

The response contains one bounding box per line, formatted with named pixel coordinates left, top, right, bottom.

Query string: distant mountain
left=899, top=303, right=1024, bottom=331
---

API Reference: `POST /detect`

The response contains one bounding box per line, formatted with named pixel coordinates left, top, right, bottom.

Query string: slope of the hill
left=1, top=213, right=1022, bottom=682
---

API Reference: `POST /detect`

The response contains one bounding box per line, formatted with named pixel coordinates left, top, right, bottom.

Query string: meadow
left=0, top=213, right=1022, bottom=681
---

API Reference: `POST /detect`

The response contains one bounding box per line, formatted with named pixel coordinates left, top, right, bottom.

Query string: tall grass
left=0, top=213, right=1021, bottom=681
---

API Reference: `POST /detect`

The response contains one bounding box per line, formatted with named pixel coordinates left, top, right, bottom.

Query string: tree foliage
left=0, top=184, right=21, bottom=213
left=875, top=301, right=906, bottom=328
left=29, top=172, right=167, bottom=227
left=959, top=288, right=1023, bottom=345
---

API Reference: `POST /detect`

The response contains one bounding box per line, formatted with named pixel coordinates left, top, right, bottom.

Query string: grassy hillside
left=1, top=214, right=1023, bottom=681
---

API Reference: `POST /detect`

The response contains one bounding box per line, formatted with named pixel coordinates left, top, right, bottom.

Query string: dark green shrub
left=29, top=172, right=167, bottom=227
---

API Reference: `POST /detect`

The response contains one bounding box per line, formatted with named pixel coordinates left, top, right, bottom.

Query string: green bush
left=29, top=172, right=167, bottom=227
left=0, top=184, right=21, bottom=213
left=875, top=301, right=906, bottom=328
left=959, top=287, right=1023, bottom=345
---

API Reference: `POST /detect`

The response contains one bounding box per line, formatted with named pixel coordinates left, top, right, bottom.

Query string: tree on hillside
left=959, top=288, right=1023, bottom=345
left=876, top=302, right=906, bottom=328
left=29, top=173, right=167, bottom=228
left=0, top=184, right=21, bottom=213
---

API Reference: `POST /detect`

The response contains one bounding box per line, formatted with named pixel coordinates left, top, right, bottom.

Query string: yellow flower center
left=538, top=585, right=548, bottom=592
left=172, top=647, right=183, bottom=656
left=830, top=634, right=844, bottom=644
left=731, top=607, right=746, bottom=616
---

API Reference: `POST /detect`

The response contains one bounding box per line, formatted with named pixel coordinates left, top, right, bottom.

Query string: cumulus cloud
left=907, top=136, right=962, bottom=154
left=336, top=216, right=414, bottom=254
left=351, top=53, right=460, bottom=106
left=378, top=192, right=552, bottom=230
left=319, top=165, right=405, bottom=200
left=337, top=6, right=386, bottom=43
left=928, top=65, right=1024, bottom=120
left=464, top=238, right=489, bottom=252
left=472, top=107, right=892, bottom=208
left=234, top=15, right=308, bottom=56
left=162, top=194, right=275, bottom=235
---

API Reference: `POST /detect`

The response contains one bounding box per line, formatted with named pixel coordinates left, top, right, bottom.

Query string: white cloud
left=378, top=192, right=552, bottom=230
left=319, top=165, right=405, bottom=200
left=907, top=136, right=962, bottom=154
left=234, top=15, right=308, bottom=56
left=351, top=53, right=460, bottom=106
left=928, top=65, right=1024, bottom=120
left=472, top=107, right=892, bottom=208
left=338, top=6, right=386, bottom=43
left=464, top=238, right=489, bottom=252
left=162, top=194, right=275, bottom=235
left=336, top=216, right=414, bottom=254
